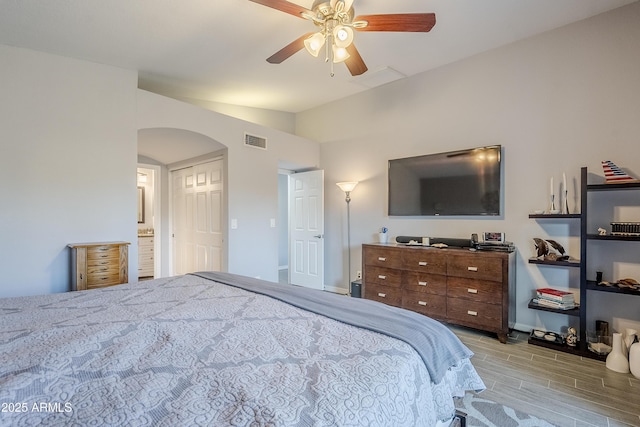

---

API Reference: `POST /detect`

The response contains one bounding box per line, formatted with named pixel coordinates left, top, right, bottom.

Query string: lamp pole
left=336, top=182, right=358, bottom=291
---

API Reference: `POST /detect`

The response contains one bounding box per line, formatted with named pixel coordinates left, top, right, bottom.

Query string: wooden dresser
left=68, top=241, right=130, bottom=291
left=137, top=235, right=154, bottom=279
left=362, top=243, right=515, bottom=343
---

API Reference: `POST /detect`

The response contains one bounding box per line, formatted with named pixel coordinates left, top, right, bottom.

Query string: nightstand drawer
left=365, top=283, right=402, bottom=307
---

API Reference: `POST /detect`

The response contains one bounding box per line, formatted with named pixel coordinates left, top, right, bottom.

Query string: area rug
left=455, top=393, right=556, bottom=427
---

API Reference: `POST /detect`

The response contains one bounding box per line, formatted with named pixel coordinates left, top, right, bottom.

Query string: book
left=536, top=288, right=574, bottom=303
left=532, top=298, right=576, bottom=310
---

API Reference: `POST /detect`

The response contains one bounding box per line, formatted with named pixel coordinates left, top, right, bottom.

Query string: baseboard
left=324, top=284, right=348, bottom=295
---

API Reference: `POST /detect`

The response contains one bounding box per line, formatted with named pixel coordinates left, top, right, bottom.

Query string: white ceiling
left=0, top=0, right=636, bottom=113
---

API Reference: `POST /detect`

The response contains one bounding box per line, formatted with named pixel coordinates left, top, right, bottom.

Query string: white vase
left=630, top=341, right=640, bottom=379
left=378, top=233, right=388, bottom=244
left=623, top=329, right=637, bottom=358
left=606, top=332, right=630, bottom=374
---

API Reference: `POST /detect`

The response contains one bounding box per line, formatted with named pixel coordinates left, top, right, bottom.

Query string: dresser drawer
left=402, top=290, right=446, bottom=319
left=403, top=250, right=447, bottom=274
left=365, top=283, right=402, bottom=307
left=447, top=255, right=502, bottom=281
left=86, top=273, right=121, bottom=288
left=404, top=271, right=446, bottom=294
left=365, top=266, right=402, bottom=288
left=447, top=297, right=502, bottom=330
left=363, top=246, right=403, bottom=269
left=87, top=245, right=120, bottom=261
left=447, top=277, right=503, bottom=304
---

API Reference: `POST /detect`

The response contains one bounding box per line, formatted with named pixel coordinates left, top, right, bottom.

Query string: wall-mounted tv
left=388, top=145, right=502, bottom=216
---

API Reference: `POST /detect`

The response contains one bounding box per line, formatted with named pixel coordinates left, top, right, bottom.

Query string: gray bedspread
left=192, top=271, right=473, bottom=384
left=0, top=274, right=484, bottom=426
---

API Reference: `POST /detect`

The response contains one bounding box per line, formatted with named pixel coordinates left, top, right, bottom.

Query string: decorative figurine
left=598, top=227, right=607, bottom=236
left=602, top=160, right=639, bottom=184
left=533, top=238, right=570, bottom=261
left=566, top=327, right=577, bottom=347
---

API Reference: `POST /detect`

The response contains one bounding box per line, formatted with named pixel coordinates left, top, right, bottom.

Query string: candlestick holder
left=548, top=194, right=558, bottom=214
left=563, top=190, right=570, bottom=214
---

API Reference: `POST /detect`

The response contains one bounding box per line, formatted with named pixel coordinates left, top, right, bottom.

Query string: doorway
left=171, top=158, right=224, bottom=275
left=279, top=169, right=325, bottom=290
left=137, top=164, right=161, bottom=279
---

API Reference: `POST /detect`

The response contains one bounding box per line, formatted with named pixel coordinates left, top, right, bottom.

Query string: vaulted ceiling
left=1, top=0, right=636, bottom=113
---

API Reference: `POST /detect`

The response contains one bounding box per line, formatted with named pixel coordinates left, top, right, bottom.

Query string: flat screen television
left=388, top=145, right=502, bottom=216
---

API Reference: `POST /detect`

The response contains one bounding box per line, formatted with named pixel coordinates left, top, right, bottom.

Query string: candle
left=550, top=177, right=553, bottom=196
left=563, top=173, right=567, bottom=192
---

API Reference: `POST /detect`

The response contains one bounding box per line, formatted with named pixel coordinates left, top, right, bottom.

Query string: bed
left=0, top=272, right=484, bottom=426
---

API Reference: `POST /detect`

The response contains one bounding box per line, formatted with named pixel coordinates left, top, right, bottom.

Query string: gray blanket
left=192, top=271, right=473, bottom=384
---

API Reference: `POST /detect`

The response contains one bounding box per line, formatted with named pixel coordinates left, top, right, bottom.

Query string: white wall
left=137, top=90, right=320, bottom=282
left=298, top=3, right=640, bottom=334
left=0, top=45, right=138, bottom=297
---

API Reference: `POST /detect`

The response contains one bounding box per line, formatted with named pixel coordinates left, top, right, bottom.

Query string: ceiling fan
left=249, top=0, right=436, bottom=76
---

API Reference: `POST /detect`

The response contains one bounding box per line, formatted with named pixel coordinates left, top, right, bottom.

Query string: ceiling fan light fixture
left=332, top=45, right=350, bottom=63
left=333, top=25, right=353, bottom=48
left=304, top=32, right=326, bottom=57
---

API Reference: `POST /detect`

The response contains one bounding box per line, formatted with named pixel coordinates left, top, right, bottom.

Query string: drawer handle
left=467, top=266, right=478, bottom=272
left=378, top=257, right=386, bottom=262
left=418, top=261, right=428, bottom=266
left=378, top=275, right=386, bottom=280
left=467, top=310, right=478, bottom=316
left=418, top=281, right=428, bottom=286
left=467, top=288, right=478, bottom=294
left=418, top=301, right=427, bottom=306
left=378, top=293, right=386, bottom=298
left=100, top=255, right=108, bottom=258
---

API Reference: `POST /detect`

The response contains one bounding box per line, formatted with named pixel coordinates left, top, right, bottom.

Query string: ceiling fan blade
left=248, top=0, right=312, bottom=19
left=266, top=32, right=315, bottom=64
left=344, top=44, right=368, bottom=76
left=354, top=13, right=436, bottom=32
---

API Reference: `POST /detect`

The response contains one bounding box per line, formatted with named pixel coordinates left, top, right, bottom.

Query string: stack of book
left=533, top=288, right=576, bottom=310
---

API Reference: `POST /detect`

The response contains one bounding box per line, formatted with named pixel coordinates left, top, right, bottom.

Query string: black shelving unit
left=578, top=167, right=639, bottom=359
left=528, top=167, right=640, bottom=361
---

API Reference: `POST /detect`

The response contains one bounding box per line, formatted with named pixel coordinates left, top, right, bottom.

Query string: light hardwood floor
left=448, top=326, right=640, bottom=427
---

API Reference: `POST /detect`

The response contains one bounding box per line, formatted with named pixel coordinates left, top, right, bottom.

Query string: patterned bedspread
left=0, top=274, right=484, bottom=426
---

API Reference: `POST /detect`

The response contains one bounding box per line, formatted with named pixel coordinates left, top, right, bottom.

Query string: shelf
left=586, top=280, right=640, bottom=296
left=528, top=299, right=580, bottom=316
left=529, top=213, right=581, bottom=219
left=528, top=257, right=580, bottom=267
left=586, top=234, right=640, bottom=242
left=527, top=337, right=606, bottom=361
left=587, top=181, right=640, bottom=191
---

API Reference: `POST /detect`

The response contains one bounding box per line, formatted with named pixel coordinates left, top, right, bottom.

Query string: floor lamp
left=336, top=181, right=358, bottom=291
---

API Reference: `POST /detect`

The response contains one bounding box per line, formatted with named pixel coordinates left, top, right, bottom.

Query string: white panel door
left=289, top=170, right=324, bottom=290
left=172, top=159, right=224, bottom=275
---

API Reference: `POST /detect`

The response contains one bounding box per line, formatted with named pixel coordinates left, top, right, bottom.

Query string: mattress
left=0, top=273, right=485, bottom=426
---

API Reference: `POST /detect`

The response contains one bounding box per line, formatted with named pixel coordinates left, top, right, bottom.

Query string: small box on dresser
left=362, top=243, right=515, bottom=343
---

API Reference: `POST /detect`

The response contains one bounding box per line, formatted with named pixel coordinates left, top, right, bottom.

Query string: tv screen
left=388, top=145, right=502, bottom=216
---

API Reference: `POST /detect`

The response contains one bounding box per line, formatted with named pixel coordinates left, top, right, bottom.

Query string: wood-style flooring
left=448, top=326, right=640, bottom=427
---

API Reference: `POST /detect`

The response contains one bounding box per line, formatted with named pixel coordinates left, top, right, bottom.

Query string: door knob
left=313, top=234, right=324, bottom=238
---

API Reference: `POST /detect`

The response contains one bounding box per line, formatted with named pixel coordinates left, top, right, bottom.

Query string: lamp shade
left=336, top=181, right=358, bottom=193
left=304, top=32, right=326, bottom=57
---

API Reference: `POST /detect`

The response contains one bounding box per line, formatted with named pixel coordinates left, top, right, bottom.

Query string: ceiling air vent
left=244, top=133, right=267, bottom=150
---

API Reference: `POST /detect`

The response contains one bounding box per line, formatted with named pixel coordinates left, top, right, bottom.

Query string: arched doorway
left=138, top=128, right=227, bottom=277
